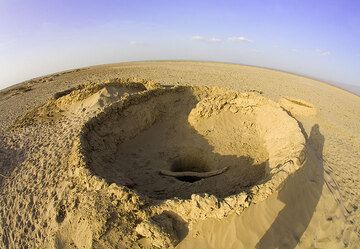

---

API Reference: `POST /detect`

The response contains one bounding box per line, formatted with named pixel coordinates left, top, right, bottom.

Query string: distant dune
left=334, top=83, right=360, bottom=96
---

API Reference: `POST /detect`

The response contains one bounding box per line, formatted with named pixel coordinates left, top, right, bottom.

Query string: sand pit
left=67, top=83, right=306, bottom=246
left=80, top=85, right=305, bottom=202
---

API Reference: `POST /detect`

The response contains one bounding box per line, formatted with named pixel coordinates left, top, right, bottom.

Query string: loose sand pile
left=1, top=61, right=359, bottom=248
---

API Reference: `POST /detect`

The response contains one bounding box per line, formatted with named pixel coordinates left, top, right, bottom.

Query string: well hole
left=170, top=156, right=210, bottom=183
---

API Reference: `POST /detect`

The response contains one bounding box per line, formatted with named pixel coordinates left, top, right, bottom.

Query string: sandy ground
left=0, top=61, right=359, bottom=248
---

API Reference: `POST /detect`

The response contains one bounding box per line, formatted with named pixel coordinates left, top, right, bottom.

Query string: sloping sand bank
left=1, top=61, right=359, bottom=248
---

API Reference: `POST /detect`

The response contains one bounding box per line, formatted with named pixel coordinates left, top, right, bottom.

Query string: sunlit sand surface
left=1, top=61, right=359, bottom=248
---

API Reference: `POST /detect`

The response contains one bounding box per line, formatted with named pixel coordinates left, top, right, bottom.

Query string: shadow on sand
left=0, top=134, right=25, bottom=189
left=256, top=124, right=325, bottom=249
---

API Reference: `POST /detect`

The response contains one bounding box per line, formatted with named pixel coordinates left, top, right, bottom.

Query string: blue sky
left=0, top=0, right=359, bottom=89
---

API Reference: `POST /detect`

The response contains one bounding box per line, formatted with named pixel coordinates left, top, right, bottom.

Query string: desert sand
left=0, top=61, right=359, bottom=248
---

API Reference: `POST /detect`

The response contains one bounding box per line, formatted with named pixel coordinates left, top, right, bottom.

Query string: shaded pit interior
left=82, top=87, right=269, bottom=200
left=171, top=156, right=209, bottom=173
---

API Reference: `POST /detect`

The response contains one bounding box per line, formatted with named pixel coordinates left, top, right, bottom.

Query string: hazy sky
left=0, top=0, right=359, bottom=89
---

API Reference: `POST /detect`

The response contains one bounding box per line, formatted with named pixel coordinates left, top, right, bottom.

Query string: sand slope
left=1, top=61, right=359, bottom=248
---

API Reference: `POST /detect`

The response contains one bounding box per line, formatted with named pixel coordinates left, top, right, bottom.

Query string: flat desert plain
left=0, top=61, right=359, bottom=248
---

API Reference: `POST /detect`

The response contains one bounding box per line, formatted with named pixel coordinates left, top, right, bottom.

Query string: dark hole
left=171, top=156, right=210, bottom=183
left=56, top=205, right=66, bottom=223
left=175, top=176, right=203, bottom=183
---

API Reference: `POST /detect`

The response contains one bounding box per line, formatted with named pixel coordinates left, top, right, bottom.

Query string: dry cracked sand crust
left=0, top=61, right=360, bottom=248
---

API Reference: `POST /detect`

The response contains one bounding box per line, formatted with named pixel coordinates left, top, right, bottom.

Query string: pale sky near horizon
left=0, top=0, right=359, bottom=90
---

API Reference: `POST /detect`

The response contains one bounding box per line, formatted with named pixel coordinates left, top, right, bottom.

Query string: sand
left=0, top=61, right=359, bottom=248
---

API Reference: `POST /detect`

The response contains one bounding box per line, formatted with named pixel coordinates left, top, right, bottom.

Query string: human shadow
left=256, top=124, right=324, bottom=249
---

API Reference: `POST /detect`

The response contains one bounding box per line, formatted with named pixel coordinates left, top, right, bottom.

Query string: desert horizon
left=2, top=60, right=360, bottom=97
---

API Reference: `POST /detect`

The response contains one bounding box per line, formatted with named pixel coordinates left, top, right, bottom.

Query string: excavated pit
left=69, top=83, right=307, bottom=247
left=80, top=85, right=305, bottom=202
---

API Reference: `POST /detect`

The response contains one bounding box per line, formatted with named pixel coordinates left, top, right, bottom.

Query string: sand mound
left=11, top=78, right=153, bottom=129
left=279, top=97, right=317, bottom=116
